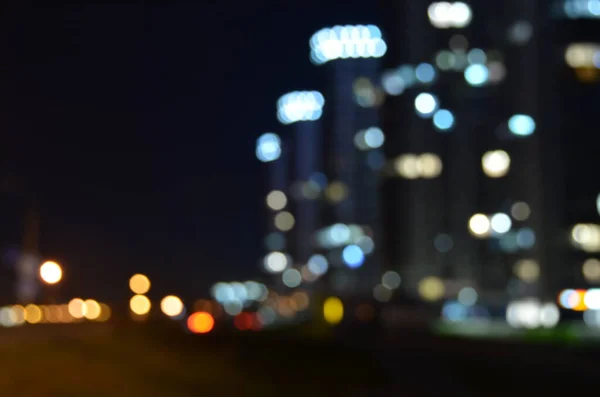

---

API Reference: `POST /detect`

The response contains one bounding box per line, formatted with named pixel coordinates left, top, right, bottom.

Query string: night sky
left=0, top=2, right=378, bottom=302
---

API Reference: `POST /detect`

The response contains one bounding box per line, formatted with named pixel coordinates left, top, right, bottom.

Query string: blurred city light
left=506, top=300, right=560, bottom=329
left=161, top=295, right=185, bottom=318
left=263, top=251, right=288, bottom=273
left=282, top=268, right=302, bottom=288
left=323, top=297, right=344, bottom=325
left=583, top=259, right=600, bottom=282
left=25, top=304, right=43, bottom=324
left=508, top=114, right=536, bottom=136
left=98, top=303, right=112, bottom=322
left=381, top=271, right=401, bottom=289
left=457, top=287, right=478, bottom=306
left=564, top=43, right=600, bottom=68
left=511, top=201, right=531, bottom=221
left=354, top=127, right=385, bottom=150
left=129, top=274, right=151, bottom=295
left=307, top=254, right=329, bottom=276
left=381, top=70, right=405, bottom=95
left=309, top=25, right=386, bottom=64
left=373, top=284, right=393, bottom=302
left=563, top=0, right=600, bottom=19
left=342, top=245, right=365, bottom=268
left=428, top=2, right=473, bottom=29
left=508, top=20, right=533, bottom=45
left=266, top=190, right=287, bottom=211
left=481, top=150, right=510, bottom=178
left=414, top=93, right=439, bottom=117
left=187, top=312, right=215, bottom=334
left=256, top=133, right=282, bottom=162
left=39, top=261, right=62, bottom=285
left=464, top=64, right=489, bottom=86
left=415, top=62, right=436, bottom=83
left=130, top=295, right=151, bottom=315
left=467, top=48, right=487, bottom=65
left=514, top=259, right=540, bottom=283
left=83, top=299, right=101, bottom=320
left=418, top=276, right=445, bottom=301
left=468, top=213, right=491, bottom=238
left=490, top=213, right=512, bottom=234
left=274, top=211, right=295, bottom=231
left=68, top=298, right=87, bottom=319
left=433, top=109, right=455, bottom=131
left=277, top=91, right=324, bottom=124
left=571, top=223, right=600, bottom=252
left=393, top=153, right=442, bottom=179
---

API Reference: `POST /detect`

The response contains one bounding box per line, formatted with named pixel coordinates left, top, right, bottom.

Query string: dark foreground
left=0, top=322, right=598, bottom=396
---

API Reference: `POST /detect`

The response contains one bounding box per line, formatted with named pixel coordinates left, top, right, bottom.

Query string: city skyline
left=0, top=2, right=598, bottom=306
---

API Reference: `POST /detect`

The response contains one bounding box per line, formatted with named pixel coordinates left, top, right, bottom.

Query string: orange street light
left=39, top=261, right=63, bottom=285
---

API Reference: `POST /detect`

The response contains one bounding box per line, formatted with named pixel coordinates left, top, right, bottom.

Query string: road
left=1, top=321, right=599, bottom=395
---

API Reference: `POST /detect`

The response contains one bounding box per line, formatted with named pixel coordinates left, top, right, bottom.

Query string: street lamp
left=39, top=261, right=62, bottom=285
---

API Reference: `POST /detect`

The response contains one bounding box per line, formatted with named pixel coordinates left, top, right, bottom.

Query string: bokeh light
left=188, top=312, right=215, bottom=334
left=266, top=190, right=287, bottom=211
left=274, top=211, right=295, bottom=231
left=129, top=274, right=151, bottom=295
left=161, top=295, right=184, bottom=318
left=323, top=297, right=344, bottom=325
left=469, top=213, right=491, bottom=237
left=25, top=304, right=43, bottom=324
left=130, top=295, right=151, bottom=315
left=482, top=150, right=510, bottom=178
left=68, top=298, right=87, bottom=319
left=39, top=261, right=63, bottom=285
left=84, top=299, right=101, bottom=320
left=418, top=276, right=445, bottom=301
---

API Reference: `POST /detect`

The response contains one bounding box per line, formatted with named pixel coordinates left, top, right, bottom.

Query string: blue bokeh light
left=342, top=245, right=365, bottom=268
left=464, top=64, right=489, bottom=86
left=433, top=109, right=455, bottom=131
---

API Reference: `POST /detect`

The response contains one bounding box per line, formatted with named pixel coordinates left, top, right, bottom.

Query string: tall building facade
left=309, top=25, right=387, bottom=295
left=380, top=1, right=565, bottom=303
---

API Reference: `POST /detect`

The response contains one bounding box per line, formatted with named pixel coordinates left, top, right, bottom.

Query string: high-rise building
left=379, top=1, right=569, bottom=303
left=308, top=24, right=388, bottom=295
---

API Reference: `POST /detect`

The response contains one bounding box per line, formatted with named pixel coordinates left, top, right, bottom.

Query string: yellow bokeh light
left=11, top=305, right=26, bottom=326
left=160, top=295, right=184, bottom=317
left=274, top=211, right=295, bottom=232
left=130, top=294, right=151, bottom=315
left=129, top=274, right=151, bottom=294
left=394, top=154, right=420, bottom=179
left=514, top=259, right=540, bottom=283
left=97, top=303, right=112, bottom=322
left=188, top=312, right=214, bottom=334
left=325, top=181, right=349, bottom=203
left=25, top=304, right=43, bottom=324
left=482, top=150, right=510, bottom=178
left=418, top=276, right=445, bottom=302
left=84, top=299, right=102, bottom=320
left=39, top=261, right=63, bottom=284
left=323, top=296, right=344, bottom=325
left=55, top=305, right=72, bottom=323
left=266, top=190, right=287, bottom=211
left=469, top=213, right=491, bottom=238
left=583, top=259, right=600, bottom=282
left=68, top=298, right=87, bottom=319
left=43, top=305, right=58, bottom=323
left=418, top=153, right=443, bottom=178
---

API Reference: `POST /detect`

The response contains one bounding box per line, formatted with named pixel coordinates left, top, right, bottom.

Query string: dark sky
left=0, top=2, right=378, bottom=302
